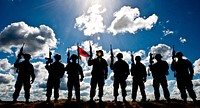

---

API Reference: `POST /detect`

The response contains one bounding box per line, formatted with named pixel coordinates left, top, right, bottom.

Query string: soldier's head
left=96, top=50, right=103, bottom=57
left=54, top=54, right=61, bottom=61
left=176, top=52, right=183, bottom=59
left=155, top=54, right=162, bottom=61
left=116, top=53, right=123, bottom=59
left=70, top=54, right=78, bottom=62
left=135, top=56, right=141, bottom=62
left=23, top=53, right=31, bottom=60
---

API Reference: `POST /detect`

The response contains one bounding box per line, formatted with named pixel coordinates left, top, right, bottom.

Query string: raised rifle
left=45, top=48, right=53, bottom=64
left=148, top=53, right=154, bottom=76
left=172, top=45, right=176, bottom=77
left=17, top=43, right=25, bottom=59
left=89, top=42, right=92, bottom=59
left=110, top=45, right=114, bottom=65
left=131, top=51, right=134, bottom=64
left=67, top=48, right=70, bottom=63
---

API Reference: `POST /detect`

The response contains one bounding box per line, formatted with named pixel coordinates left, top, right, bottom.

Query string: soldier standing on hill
left=131, top=56, right=147, bottom=102
left=13, top=53, right=35, bottom=103
left=88, top=50, right=108, bottom=102
left=149, top=54, right=171, bottom=102
left=110, top=53, right=129, bottom=102
left=65, top=54, right=84, bottom=103
left=45, top=54, right=65, bottom=103
left=171, top=52, right=196, bottom=103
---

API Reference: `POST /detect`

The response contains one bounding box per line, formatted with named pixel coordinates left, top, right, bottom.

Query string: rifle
left=172, top=45, right=176, bottom=77
left=131, top=51, right=134, bottom=64
left=110, top=45, right=114, bottom=65
left=89, top=42, right=92, bottom=59
left=45, top=48, right=53, bottom=64
left=17, top=43, right=25, bottom=59
left=67, top=48, right=70, bottom=63
left=148, top=53, right=154, bottom=76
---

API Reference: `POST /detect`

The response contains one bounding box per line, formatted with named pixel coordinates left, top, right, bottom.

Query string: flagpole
left=77, top=43, right=80, bottom=64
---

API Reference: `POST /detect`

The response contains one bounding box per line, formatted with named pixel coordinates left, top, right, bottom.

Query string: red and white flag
left=78, top=46, right=90, bottom=63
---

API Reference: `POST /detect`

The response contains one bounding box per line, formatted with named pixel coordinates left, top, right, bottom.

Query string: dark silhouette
left=88, top=50, right=108, bottom=102
left=65, top=54, right=84, bottom=103
left=149, top=54, right=170, bottom=102
left=171, top=52, right=196, bottom=103
left=110, top=53, right=129, bottom=102
left=13, top=53, right=35, bottom=103
left=131, top=56, right=147, bottom=102
left=45, top=54, right=65, bottom=103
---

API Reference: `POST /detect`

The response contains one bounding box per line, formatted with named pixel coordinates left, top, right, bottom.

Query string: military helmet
left=116, top=53, right=123, bottom=58
left=96, top=50, right=103, bottom=57
left=155, top=54, right=162, bottom=59
left=135, top=56, right=141, bottom=61
left=54, top=54, right=61, bottom=60
left=176, top=52, right=183, bottom=57
left=71, top=54, right=78, bottom=60
left=23, top=53, right=31, bottom=59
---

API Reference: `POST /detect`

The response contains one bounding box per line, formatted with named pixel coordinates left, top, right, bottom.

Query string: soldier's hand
left=30, top=79, right=34, bottom=84
left=80, top=77, right=84, bottom=82
left=143, top=78, right=146, bottom=83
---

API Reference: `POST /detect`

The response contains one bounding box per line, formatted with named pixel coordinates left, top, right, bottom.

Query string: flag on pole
left=78, top=46, right=90, bottom=63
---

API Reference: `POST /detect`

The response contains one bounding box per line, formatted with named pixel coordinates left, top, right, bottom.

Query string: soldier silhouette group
left=12, top=46, right=197, bottom=104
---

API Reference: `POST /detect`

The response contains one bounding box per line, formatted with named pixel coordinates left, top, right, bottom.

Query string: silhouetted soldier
left=171, top=52, right=196, bottom=103
left=149, top=54, right=170, bottom=102
left=65, top=54, right=84, bottom=103
left=45, top=54, right=65, bottom=103
left=110, top=53, right=129, bottom=102
left=88, top=50, right=108, bottom=102
left=13, top=53, right=35, bottom=103
left=131, top=56, right=147, bottom=102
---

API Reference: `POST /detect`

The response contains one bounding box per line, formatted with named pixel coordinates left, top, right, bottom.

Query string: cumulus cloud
left=179, top=37, right=187, bottom=43
left=163, top=29, right=174, bottom=36
left=0, top=21, right=57, bottom=58
left=0, top=73, right=15, bottom=84
left=149, top=44, right=172, bottom=63
left=74, top=4, right=106, bottom=36
left=194, top=58, right=200, bottom=75
left=0, top=58, right=12, bottom=72
left=107, top=6, right=158, bottom=35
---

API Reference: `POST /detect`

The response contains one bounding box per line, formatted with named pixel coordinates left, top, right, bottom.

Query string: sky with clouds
left=0, top=0, right=200, bottom=101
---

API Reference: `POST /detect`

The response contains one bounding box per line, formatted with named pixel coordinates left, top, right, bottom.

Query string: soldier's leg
left=13, top=79, right=23, bottom=101
left=177, top=78, right=187, bottom=101
left=67, top=81, right=73, bottom=101
left=160, top=78, right=170, bottom=100
left=185, top=79, right=196, bottom=101
left=120, top=80, right=127, bottom=102
left=54, top=80, right=60, bottom=102
left=132, top=81, right=138, bottom=101
left=74, top=81, right=81, bottom=102
left=90, top=77, right=97, bottom=100
left=139, top=82, right=146, bottom=101
left=98, top=78, right=105, bottom=99
left=46, top=80, right=53, bottom=99
left=113, top=79, right=119, bottom=98
left=24, top=81, right=31, bottom=102
left=153, top=79, right=160, bottom=101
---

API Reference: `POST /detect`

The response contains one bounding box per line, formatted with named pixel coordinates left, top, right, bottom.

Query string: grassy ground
left=0, top=99, right=199, bottom=108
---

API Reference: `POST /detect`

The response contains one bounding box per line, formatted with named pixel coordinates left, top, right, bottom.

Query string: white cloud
left=0, top=21, right=57, bottom=58
left=194, top=58, right=200, bottom=75
left=0, top=73, right=15, bottom=84
left=163, top=29, right=174, bottom=36
left=0, top=58, right=12, bottom=72
left=107, top=6, right=158, bottom=35
left=179, top=37, right=187, bottom=43
left=74, top=4, right=106, bottom=36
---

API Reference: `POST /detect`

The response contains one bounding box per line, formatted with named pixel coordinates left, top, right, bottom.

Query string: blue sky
left=0, top=0, right=200, bottom=101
